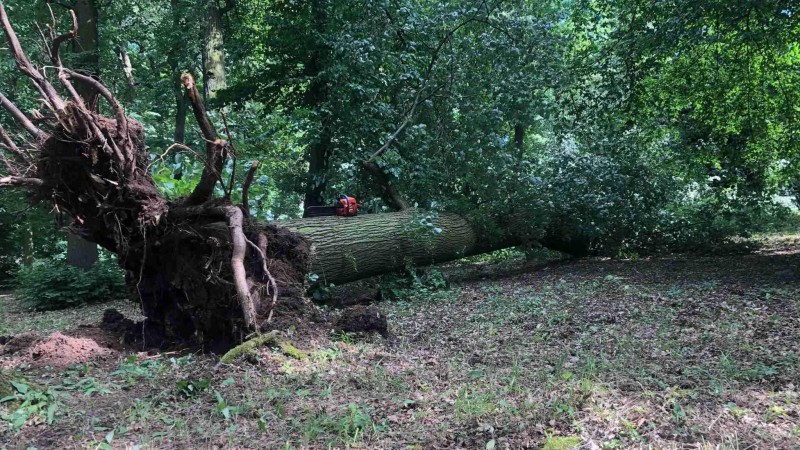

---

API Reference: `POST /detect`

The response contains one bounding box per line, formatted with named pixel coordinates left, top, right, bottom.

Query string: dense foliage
left=0, top=0, right=798, bottom=270
left=13, top=256, right=127, bottom=310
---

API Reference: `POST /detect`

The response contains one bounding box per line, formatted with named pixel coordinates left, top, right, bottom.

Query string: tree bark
left=66, top=232, right=98, bottom=269
left=202, top=0, right=227, bottom=101
left=301, top=0, right=331, bottom=214
left=117, top=45, right=135, bottom=91
left=66, top=0, right=100, bottom=269
left=282, top=210, right=518, bottom=285
left=71, top=0, right=99, bottom=109
left=169, top=0, right=187, bottom=144
left=173, top=75, right=187, bottom=143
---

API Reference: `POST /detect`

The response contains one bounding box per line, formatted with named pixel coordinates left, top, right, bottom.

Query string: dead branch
left=182, top=72, right=227, bottom=205
left=241, top=161, right=259, bottom=217
left=0, top=92, right=48, bottom=141
left=48, top=6, right=78, bottom=67
left=0, top=3, right=66, bottom=113
left=0, top=175, right=44, bottom=187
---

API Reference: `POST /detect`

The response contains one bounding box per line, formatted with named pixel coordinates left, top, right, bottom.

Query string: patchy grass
left=0, top=295, right=142, bottom=336
left=2, top=235, right=800, bottom=449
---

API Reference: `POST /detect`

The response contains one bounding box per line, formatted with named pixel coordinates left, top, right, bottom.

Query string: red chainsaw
left=304, top=193, right=361, bottom=217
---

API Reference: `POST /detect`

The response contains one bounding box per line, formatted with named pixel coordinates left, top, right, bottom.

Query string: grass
left=2, top=235, right=800, bottom=448
left=0, top=294, right=142, bottom=336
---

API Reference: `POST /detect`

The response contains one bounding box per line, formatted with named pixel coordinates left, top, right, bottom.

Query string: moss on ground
left=219, top=331, right=308, bottom=364
left=542, top=436, right=581, bottom=450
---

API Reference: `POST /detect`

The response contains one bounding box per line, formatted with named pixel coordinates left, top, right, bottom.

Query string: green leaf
left=11, top=381, right=28, bottom=394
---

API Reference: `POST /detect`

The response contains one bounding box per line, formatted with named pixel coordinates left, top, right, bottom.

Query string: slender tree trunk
left=514, top=123, right=524, bottom=156
left=66, top=0, right=100, bottom=269
left=173, top=74, right=187, bottom=143
left=71, top=0, right=100, bottom=108
left=169, top=0, right=187, bottom=144
left=202, top=0, right=226, bottom=101
left=22, top=223, right=33, bottom=266
left=117, top=45, right=134, bottom=91
left=66, top=233, right=99, bottom=269
left=302, top=0, right=331, bottom=215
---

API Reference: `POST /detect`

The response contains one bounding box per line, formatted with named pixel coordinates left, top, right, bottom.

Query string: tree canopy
left=1, top=0, right=798, bottom=268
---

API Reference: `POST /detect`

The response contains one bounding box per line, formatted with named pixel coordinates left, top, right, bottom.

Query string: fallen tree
left=282, top=211, right=523, bottom=285
left=0, top=5, right=528, bottom=348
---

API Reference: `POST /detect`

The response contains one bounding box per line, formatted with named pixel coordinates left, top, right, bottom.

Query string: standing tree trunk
left=65, top=234, right=98, bottom=269
left=71, top=0, right=100, bottom=108
left=66, top=0, right=100, bottom=269
left=302, top=0, right=332, bottom=215
left=169, top=0, right=188, bottom=144
left=22, top=223, right=33, bottom=266
left=117, top=45, right=135, bottom=92
left=202, top=0, right=227, bottom=101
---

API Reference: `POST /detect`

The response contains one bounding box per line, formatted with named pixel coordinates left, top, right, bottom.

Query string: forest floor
left=1, top=234, right=800, bottom=449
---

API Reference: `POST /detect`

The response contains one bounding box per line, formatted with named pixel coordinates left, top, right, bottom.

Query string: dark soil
left=334, top=305, right=389, bottom=337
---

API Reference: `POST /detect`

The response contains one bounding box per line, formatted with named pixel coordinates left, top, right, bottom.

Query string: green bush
left=14, top=258, right=127, bottom=311
left=380, top=265, right=448, bottom=301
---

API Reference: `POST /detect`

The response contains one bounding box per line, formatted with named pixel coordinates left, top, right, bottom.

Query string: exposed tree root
left=0, top=4, right=312, bottom=349
left=222, top=206, right=257, bottom=330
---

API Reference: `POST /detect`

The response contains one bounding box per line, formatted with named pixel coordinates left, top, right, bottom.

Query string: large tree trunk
left=282, top=211, right=507, bottom=285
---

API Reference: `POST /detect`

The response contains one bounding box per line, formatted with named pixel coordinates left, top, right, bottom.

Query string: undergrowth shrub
left=14, top=258, right=126, bottom=311
left=381, top=265, right=448, bottom=301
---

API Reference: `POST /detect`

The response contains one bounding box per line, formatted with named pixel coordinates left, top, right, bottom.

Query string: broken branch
left=182, top=72, right=227, bottom=205
left=0, top=3, right=66, bottom=112
left=0, top=92, right=49, bottom=141
left=241, top=161, right=259, bottom=217
left=0, top=175, right=44, bottom=187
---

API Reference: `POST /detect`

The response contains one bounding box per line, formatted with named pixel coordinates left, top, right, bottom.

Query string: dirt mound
left=1, top=332, right=40, bottom=355
left=1, top=331, right=115, bottom=368
left=335, top=305, right=389, bottom=337
left=326, top=284, right=382, bottom=308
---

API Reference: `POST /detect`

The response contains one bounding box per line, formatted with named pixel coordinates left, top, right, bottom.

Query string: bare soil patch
left=1, top=331, right=115, bottom=369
